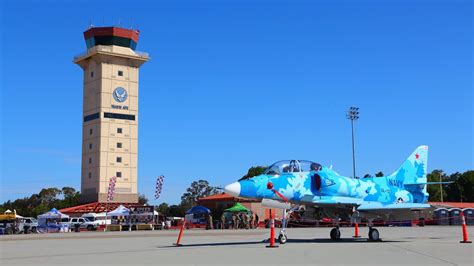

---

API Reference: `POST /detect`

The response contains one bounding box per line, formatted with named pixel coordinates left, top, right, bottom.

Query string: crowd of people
left=202, top=212, right=260, bottom=229
left=222, top=212, right=259, bottom=229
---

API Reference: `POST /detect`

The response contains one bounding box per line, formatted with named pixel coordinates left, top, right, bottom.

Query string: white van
left=81, top=213, right=111, bottom=225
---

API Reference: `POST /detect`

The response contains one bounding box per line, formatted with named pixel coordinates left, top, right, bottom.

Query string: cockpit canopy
left=263, top=160, right=321, bottom=176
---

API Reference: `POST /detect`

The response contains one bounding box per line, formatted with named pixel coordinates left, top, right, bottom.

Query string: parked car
left=22, top=217, right=38, bottom=233
left=68, top=217, right=100, bottom=231
left=81, top=213, right=110, bottom=225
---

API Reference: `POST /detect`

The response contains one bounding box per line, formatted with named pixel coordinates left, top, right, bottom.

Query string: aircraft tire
left=278, top=233, right=287, bottom=244
left=368, top=228, right=380, bottom=241
left=330, top=228, right=341, bottom=241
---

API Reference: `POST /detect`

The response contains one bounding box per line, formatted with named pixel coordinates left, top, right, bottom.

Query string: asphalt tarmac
left=1, top=226, right=472, bottom=265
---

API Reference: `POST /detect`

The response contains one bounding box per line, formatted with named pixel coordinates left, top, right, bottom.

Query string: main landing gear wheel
left=278, top=233, right=287, bottom=244
left=368, top=228, right=380, bottom=241
left=330, top=228, right=341, bottom=241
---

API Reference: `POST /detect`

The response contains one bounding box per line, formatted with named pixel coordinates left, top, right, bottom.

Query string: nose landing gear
left=278, top=233, right=287, bottom=244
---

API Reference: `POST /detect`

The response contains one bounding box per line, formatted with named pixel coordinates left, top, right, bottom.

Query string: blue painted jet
left=225, top=146, right=435, bottom=242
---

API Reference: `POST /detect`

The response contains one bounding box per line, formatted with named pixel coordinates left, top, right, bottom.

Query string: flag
left=155, top=175, right=165, bottom=199
left=107, top=176, right=117, bottom=201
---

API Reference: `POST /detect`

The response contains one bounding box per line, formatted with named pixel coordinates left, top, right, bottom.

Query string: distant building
left=197, top=193, right=284, bottom=221
left=74, top=27, right=149, bottom=203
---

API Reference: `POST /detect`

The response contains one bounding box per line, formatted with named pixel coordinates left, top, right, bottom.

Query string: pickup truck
left=69, top=217, right=100, bottom=231
left=23, top=217, right=39, bottom=233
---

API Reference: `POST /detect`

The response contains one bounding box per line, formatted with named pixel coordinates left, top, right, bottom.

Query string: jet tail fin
left=389, top=146, right=429, bottom=203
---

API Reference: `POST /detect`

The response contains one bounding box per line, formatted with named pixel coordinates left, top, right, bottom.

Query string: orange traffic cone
left=353, top=222, right=361, bottom=238
left=174, top=218, right=186, bottom=246
left=460, top=212, right=471, bottom=244
left=266, top=209, right=278, bottom=248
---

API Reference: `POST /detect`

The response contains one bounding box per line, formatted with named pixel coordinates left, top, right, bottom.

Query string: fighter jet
left=225, top=146, right=435, bottom=243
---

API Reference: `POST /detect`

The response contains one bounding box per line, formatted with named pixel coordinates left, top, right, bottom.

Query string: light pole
left=346, top=107, right=359, bottom=179
left=439, top=173, right=443, bottom=203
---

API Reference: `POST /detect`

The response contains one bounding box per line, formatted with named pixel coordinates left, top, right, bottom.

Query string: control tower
left=74, top=27, right=149, bottom=203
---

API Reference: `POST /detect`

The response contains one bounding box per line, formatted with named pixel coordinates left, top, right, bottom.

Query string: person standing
left=249, top=213, right=254, bottom=229
left=220, top=214, right=225, bottom=229
left=255, top=213, right=259, bottom=228
left=245, top=213, right=250, bottom=229
left=209, top=215, right=214, bottom=230
left=232, top=214, right=237, bottom=229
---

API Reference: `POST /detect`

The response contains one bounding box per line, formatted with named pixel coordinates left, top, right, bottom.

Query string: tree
left=156, top=203, right=169, bottom=216
left=38, top=188, right=62, bottom=204
left=239, top=166, right=267, bottom=181
left=427, top=170, right=448, bottom=202
left=168, top=204, right=185, bottom=217
left=58, top=187, right=80, bottom=209
left=0, top=187, right=81, bottom=217
left=180, top=180, right=218, bottom=209
left=61, top=187, right=76, bottom=198
left=455, top=171, right=474, bottom=202
left=375, top=171, right=384, bottom=177
left=445, top=172, right=463, bottom=202
left=138, top=194, right=149, bottom=205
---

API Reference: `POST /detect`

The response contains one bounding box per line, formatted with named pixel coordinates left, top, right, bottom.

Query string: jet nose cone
left=224, top=182, right=241, bottom=197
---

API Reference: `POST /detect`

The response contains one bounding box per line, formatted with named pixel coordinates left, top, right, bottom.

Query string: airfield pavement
left=0, top=226, right=472, bottom=265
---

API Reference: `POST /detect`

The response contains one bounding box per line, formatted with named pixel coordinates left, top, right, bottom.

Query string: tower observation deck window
left=117, top=142, right=122, bottom=148
left=118, top=70, right=123, bottom=76
left=116, top=157, right=122, bottom=163
left=116, top=172, right=122, bottom=178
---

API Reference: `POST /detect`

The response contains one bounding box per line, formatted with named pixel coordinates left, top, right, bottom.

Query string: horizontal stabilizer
left=357, top=202, right=430, bottom=211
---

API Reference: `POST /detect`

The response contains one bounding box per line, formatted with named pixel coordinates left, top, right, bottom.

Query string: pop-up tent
left=0, top=210, right=23, bottom=221
left=107, top=205, right=130, bottom=216
left=224, top=203, right=249, bottom=212
left=186, top=206, right=211, bottom=215
left=37, top=208, right=70, bottom=233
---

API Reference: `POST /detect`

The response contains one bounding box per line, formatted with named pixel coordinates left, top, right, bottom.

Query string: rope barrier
left=283, top=216, right=473, bottom=228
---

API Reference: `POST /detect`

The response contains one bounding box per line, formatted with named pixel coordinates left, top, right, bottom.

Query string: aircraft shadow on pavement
left=286, top=238, right=406, bottom=243
left=157, top=241, right=264, bottom=248
left=157, top=238, right=406, bottom=248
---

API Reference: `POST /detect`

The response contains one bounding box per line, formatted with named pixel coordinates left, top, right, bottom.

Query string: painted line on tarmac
left=384, top=242, right=457, bottom=265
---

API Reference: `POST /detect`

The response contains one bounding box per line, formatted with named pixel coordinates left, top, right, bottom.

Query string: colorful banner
left=155, top=175, right=165, bottom=199
left=107, top=176, right=117, bottom=201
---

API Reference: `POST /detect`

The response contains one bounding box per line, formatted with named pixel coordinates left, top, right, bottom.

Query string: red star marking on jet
left=415, top=153, right=419, bottom=159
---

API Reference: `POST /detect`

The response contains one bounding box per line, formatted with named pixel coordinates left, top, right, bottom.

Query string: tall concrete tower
left=74, top=27, right=149, bottom=203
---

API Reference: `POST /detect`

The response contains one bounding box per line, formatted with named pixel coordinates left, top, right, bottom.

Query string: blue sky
left=0, top=0, right=472, bottom=205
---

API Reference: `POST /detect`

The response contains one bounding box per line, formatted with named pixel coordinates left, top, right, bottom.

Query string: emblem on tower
left=113, top=87, right=128, bottom=103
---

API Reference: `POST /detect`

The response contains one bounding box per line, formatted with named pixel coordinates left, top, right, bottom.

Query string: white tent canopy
left=107, top=205, right=130, bottom=216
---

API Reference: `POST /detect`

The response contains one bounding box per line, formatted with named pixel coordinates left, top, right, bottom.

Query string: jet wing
left=303, top=195, right=363, bottom=206
left=303, top=195, right=430, bottom=210
left=357, top=202, right=430, bottom=211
